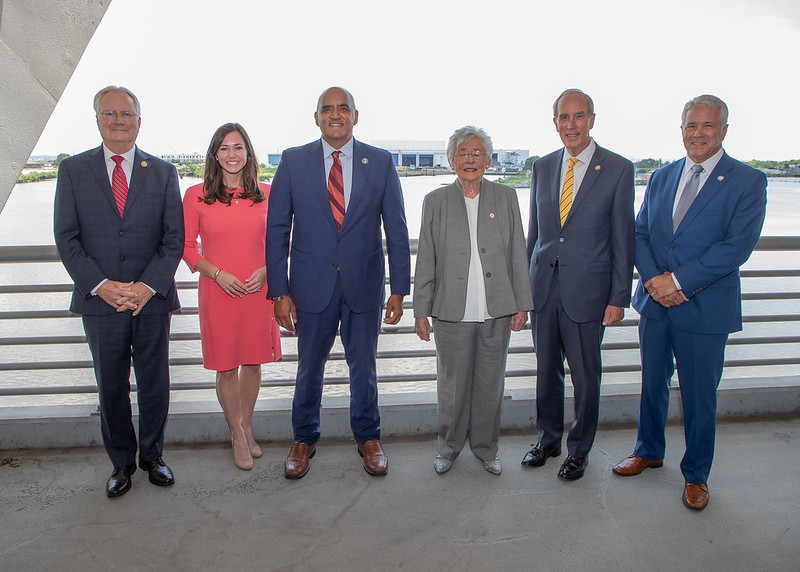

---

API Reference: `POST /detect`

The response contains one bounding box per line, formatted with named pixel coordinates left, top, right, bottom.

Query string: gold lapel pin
left=717, top=175, right=724, bottom=181
left=489, top=213, right=495, bottom=219
left=595, top=165, right=601, bottom=171
left=362, top=158, right=369, bottom=164
left=141, top=161, right=148, bottom=167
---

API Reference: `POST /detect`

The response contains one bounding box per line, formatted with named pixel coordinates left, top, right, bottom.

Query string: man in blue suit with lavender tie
left=266, top=87, right=410, bottom=479
left=612, top=95, right=767, bottom=511
left=54, top=86, right=183, bottom=498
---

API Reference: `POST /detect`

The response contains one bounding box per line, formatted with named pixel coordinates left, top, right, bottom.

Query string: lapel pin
left=141, top=161, right=148, bottom=167
left=362, top=157, right=369, bottom=164
left=717, top=175, right=724, bottom=181
left=489, top=213, right=495, bottom=219
left=595, top=165, right=601, bottom=170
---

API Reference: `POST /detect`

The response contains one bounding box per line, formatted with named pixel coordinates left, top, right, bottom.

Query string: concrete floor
left=1, top=417, right=798, bottom=571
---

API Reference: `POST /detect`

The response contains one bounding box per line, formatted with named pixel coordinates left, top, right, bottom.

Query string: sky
left=31, top=0, right=800, bottom=162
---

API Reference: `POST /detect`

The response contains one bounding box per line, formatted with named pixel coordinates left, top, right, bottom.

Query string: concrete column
left=0, top=0, right=109, bottom=213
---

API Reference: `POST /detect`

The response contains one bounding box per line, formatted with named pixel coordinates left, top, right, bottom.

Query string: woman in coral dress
left=183, top=123, right=282, bottom=470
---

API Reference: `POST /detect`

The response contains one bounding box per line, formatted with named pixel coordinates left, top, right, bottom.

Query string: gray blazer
left=413, top=178, right=533, bottom=322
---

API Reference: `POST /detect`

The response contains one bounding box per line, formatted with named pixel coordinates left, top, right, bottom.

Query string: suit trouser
left=293, top=273, right=382, bottom=445
left=531, top=270, right=604, bottom=457
left=634, top=316, right=727, bottom=484
left=432, top=317, right=511, bottom=463
left=83, top=312, right=172, bottom=468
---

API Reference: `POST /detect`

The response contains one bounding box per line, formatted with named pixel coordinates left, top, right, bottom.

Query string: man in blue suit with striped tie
left=266, top=87, right=410, bottom=479
left=612, top=95, right=767, bottom=510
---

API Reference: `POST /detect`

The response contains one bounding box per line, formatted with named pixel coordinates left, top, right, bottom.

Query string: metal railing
left=1, top=237, right=799, bottom=397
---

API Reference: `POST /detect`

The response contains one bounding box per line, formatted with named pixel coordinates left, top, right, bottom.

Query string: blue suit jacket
left=266, top=138, right=411, bottom=313
left=527, top=144, right=635, bottom=323
left=54, top=145, right=184, bottom=315
left=632, top=152, right=767, bottom=334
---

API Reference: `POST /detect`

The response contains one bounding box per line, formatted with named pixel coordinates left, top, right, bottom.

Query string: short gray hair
left=446, top=126, right=493, bottom=165
left=681, top=94, right=728, bottom=126
left=93, top=85, right=141, bottom=116
left=552, top=88, right=594, bottom=118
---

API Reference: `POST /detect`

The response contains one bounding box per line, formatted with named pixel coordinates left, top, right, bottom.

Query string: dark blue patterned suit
left=54, top=145, right=183, bottom=467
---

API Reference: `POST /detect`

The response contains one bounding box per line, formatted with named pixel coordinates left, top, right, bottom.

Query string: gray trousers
left=433, top=316, right=511, bottom=462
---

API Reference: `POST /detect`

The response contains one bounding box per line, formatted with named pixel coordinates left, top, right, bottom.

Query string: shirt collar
left=684, top=146, right=724, bottom=176
left=321, top=137, right=354, bottom=158
left=564, top=138, right=596, bottom=165
left=103, top=144, right=136, bottom=164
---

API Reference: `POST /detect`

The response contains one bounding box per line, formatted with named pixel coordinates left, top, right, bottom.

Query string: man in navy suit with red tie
left=54, top=86, right=183, bottom=498
left=612, top=95, right=767, bottom=510
left=266, top=87, right=410, bottom=479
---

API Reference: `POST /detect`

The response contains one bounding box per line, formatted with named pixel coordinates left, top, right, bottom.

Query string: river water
left=1, top=175, right=798, bottom=406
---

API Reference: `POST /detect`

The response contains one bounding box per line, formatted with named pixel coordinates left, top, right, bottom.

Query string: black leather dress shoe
left=558, top=455, right=588, bottom=481
left=521, top=442, right=562, bottom=467
left=138, top=457, right=175, bottom=486
left=106, top=463, right=136, bottom=498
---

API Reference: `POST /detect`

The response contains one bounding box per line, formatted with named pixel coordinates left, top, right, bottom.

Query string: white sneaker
left=482, top=458, right=502, bottom=475
left=434, top=455, right=453, bottom=474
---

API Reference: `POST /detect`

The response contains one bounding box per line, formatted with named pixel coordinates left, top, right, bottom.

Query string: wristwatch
left=271, top=295, right=287, bottom=302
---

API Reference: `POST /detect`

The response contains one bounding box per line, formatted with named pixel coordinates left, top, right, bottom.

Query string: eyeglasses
left=97, top=111, right=139, bottom=120
left=456, top=151, right=486, bottom=160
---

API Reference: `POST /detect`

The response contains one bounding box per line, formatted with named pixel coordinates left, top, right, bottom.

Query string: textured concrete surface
left=3, top=377, right=799, bottom=450
left=1, top=418, right=798, bottom=571
left=0, top=0, right=109, bottom=208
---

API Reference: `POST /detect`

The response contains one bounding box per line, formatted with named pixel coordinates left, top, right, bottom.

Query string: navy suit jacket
left=54, top=145, right=183, bottom=315
left=527, top=144, right=635, bottom=323
left=632, top=152, right=767, bottom=334
left=266, top=138, right=411, bottom=314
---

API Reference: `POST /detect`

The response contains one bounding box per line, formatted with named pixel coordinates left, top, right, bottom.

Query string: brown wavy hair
left=199, top=123, right=264, bottom=205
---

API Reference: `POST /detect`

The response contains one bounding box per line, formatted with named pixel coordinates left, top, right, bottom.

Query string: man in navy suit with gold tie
left=612, top=95, right=766, bottom=510
left=54, top=86, right=183, bottom=498
left=522, top=89, right=635, bottom=481
left=267, top=87, right=410, bottom=479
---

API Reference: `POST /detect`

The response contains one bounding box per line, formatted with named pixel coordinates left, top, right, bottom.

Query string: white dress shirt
left=558, top=139, right=597, bottom=205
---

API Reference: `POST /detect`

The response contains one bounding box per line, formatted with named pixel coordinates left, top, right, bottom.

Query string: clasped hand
left=215, top=266, right=267, bottom=298
left=644, top=272, right=688, bottom=308
left=97, top=280, right=154, bottom=315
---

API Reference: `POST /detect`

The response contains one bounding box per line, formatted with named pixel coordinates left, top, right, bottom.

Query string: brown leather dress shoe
left=682, top=482, right=709, bottom=510
left=357, top=440, right=388, bottom=476
left=611, top=454, right=664, bottom=476
left=284, top=442, right=316, bottom=479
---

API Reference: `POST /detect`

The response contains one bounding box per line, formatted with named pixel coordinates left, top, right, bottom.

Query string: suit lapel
left=549, top=150, right=564, bottom=228
left=346, top=139, right=368, bottom=231
left=674, top=153, right=732, bottom=235
left=303, top=141, right=336, bottom=232
left=566, top=146, right=604, bottom=223
left=88, top=146, right=119, bottom=216
left=123, top=148, right=149, bottom=220
left=658, top=159, right=685, bottom=237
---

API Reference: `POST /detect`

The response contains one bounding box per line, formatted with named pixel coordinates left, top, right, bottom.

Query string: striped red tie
left=111, top=155, right=128, bottom=216
left=328, top=150, right=345, bottom=230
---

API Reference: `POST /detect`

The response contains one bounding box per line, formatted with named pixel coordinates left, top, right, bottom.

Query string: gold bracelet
left=213, top=268, right=222, bottom=281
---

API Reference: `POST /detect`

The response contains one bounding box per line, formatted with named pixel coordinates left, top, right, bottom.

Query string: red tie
left=328, top=150, right=345, bottom=230
left=111, top=155, right=128, bottom=216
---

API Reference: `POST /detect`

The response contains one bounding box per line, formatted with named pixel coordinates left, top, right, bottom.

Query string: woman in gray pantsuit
left=413, top=126, right=533, bottom=475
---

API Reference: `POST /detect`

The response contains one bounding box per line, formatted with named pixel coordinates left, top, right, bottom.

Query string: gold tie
left=559, top=158, right=578, bottom=227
